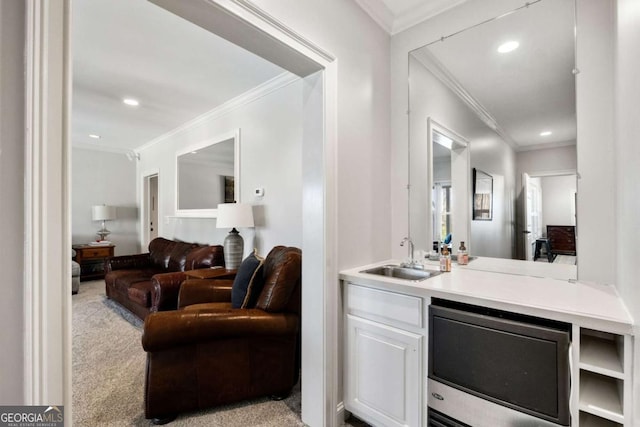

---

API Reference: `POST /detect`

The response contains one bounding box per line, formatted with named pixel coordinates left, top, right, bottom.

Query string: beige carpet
left=72, top=280, right=305, bottom=426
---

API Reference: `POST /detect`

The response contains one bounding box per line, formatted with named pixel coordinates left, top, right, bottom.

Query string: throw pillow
left=241, top=261, right=265, bottom=308
left=230, top=250, right=264, bottom=308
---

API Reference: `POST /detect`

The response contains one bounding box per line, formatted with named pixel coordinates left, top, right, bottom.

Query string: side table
left=72, top=244, right=115, bottom=281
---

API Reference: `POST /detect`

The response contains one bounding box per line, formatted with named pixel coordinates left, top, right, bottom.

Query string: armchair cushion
left=230, top=251, right=263, bottom=308
left=178, top=279, right=234, bottom=308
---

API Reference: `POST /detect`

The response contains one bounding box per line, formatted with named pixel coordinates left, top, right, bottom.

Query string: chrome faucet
left=400, top=237, right=422, bottom=269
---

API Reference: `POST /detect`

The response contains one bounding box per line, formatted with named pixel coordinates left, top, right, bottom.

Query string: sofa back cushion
left=254, top=246, right=301, bottom=314
left=148, top=238, right=177, bottom=269
left=168, top=241, right=199, bottom=272
left=185, top=245, right=225, bottom=270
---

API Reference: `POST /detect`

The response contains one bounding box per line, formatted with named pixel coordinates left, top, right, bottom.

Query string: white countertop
left=340, top=258, right=633, bottom=335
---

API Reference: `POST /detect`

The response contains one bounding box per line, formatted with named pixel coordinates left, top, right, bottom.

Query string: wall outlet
left=254, top=187, right=265, bottom=198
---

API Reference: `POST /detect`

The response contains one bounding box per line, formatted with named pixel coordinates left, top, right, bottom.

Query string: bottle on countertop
left=458, top=241, right=469, bottom=265
left=439, top=245, right=451, bottom=272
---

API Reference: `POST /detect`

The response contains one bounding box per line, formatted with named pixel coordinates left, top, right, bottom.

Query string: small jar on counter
left=439, top=245, right=451, bottom=272
left=458, top=241, right=469, bottom=265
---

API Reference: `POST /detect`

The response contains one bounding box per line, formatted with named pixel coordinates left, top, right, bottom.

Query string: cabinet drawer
left=82, top=247, right=112, bottom=258
left=347, top=283, right=423, bottom=329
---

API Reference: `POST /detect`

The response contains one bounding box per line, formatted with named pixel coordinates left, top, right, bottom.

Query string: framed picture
left=224, top=176, right=235, bottom=203
left=472, top=168, right=493, bottom=220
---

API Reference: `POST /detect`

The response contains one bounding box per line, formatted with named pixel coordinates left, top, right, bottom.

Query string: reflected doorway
left=523, top=171, right=577, bottom=263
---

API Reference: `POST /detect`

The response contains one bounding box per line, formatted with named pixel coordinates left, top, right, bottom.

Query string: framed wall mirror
left=472, top=168, right=493, bottom=220
left=175, top=129, right=240, bottom=217
left=408, top=0, right=577, bottom=276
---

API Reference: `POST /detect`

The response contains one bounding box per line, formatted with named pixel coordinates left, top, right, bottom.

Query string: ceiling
left=72, top=0, right=286, bottom=154
left=74, top=0, right=574, bottom=155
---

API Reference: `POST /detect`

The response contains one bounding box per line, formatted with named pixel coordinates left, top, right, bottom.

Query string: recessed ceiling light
left=540, top=131, right=552, bottom=136
left=123, top=98, right=139, bottom=106
left=89, top=134, right=101, bottom=139
left=191, top=151, right=197, bottom=154
left=497, top=40, right=519, bottom=53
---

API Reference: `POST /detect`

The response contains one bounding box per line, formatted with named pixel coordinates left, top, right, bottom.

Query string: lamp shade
left=92, top=205, right=117, bottom=221
left=216, top=203, right=254, bottom=228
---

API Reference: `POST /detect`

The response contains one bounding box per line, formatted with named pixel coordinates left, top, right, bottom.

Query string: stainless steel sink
left=360, top=265, right=441, bottom=281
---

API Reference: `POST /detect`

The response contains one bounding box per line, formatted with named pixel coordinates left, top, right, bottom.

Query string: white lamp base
left=223, top=228, right=244, bottom=269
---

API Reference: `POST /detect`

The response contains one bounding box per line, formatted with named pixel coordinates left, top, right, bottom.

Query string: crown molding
left=353, top=0, right=394, bottom=34
left=72, top=142, right=132, bottom=155
left=137, top=71, right=298, bottom=153
left=392, top=0, right=469, bottom=35
left=515, top=139, right=576, bottom=153
left=353, top=0, right=470, bottom=35
left=412, top=48, right=518, bottom=150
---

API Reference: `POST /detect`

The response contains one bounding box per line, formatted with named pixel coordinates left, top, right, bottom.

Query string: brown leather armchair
left=141, top=246, right=301, bottom=424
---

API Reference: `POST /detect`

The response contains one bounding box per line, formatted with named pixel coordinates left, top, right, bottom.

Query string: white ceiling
left=72, top=0, right=286, bottom=153
left=409, top=0, right=576, bottom=151
left=74, top=0, right=575, bottom=155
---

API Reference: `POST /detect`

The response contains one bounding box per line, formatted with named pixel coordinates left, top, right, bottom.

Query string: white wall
left=540, top=175, right=577, bottom=229
left=72, top=148, right=139, bottom=255
left=138, top=78, right=304, bottom=257
left=576, top=0, right=616, bottom=285
left=0, top=0, right=25, bottom=404
left=516, top=145, right=577, bottom=182
left=251, top=0, right=391, bottom=270
left=408, top=55, right=516, bottom=259
left=614, top=1, right=640, bottom=424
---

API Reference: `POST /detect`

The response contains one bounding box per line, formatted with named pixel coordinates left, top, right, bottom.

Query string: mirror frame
left=175, top=128, right=240, bottom=217
left=426, top=118, right=471, bottom=253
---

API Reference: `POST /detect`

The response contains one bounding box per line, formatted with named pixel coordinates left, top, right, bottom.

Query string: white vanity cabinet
left=344, top=283, right=426, bottom=427
left=340, top=261, right=635, bottom=427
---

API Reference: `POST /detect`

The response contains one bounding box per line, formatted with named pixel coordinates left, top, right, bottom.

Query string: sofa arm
left=151, top=271, right=189, bottom=312
left=177, top=279, right=234, bottom=308
left=142, top=309, right=299, bottom=351
left=105, top=253, right=151, bottom=274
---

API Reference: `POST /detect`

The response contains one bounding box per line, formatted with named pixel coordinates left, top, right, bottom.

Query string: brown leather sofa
left=104, top=237, right=225, bottom=319
left=141, top=246, right=301, bottom=423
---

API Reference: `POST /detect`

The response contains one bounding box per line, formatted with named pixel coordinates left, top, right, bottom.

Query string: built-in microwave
left=428, top=299, right=571, bottom=426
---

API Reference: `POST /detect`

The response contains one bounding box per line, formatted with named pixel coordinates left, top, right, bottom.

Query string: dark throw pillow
left=230, top=250, right=263, bottom=308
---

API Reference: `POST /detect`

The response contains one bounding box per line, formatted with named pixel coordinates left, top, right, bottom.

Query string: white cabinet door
left=345, top=315, right=422, bottom=427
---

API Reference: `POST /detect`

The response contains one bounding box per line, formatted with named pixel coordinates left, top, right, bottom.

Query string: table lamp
left=216, top=203, right=254, bottom=269
left=92, top=205, right=117, bottom=241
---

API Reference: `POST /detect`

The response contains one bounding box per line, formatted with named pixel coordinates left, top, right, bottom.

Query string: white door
left=143, top=174, right=159, bottom=248
left=523, top=173, right=543, bottom=260
left=149, top=175, right=158, bottom=241
left=345, top=315, right=422, bottom=427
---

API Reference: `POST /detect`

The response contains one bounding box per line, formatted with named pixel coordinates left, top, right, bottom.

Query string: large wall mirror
left=175, top=129, right=240, bottom=217
left=408, top=0, right=577, bottom=277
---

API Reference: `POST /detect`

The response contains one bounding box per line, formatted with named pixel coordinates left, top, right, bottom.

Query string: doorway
left=31, top=1, right=338, bottom=426
left=523, top=171, right=577, bottom=262
left=142, top=173, right=159, bottom=249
